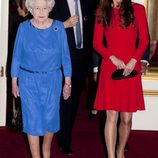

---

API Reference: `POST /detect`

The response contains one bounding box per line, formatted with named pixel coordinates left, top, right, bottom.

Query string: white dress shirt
left=67, top=0, right=83, bottom=48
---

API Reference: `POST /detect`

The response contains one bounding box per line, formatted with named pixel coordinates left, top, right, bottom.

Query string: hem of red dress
left=94, top=107, right=145, bottom=113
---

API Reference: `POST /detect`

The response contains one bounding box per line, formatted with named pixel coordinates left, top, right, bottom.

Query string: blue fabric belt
left=20, top=66, right=60, bottom=74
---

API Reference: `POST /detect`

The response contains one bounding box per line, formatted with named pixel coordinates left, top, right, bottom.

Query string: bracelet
left=65, top=83, right=72, bottom=88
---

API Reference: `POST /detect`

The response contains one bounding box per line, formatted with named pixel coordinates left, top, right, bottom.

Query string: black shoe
left=125, top=144, right=129, bottom=151
left=88, top=112, right=98, bottom=119
left=88, top=113, right=96, bottom=119
left=59, top=146, right=73, bottom=156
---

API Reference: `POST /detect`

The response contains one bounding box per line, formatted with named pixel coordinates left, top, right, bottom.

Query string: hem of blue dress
left=23, top=129, right=60, bottom=136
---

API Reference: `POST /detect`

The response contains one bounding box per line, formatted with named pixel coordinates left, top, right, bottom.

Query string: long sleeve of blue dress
left=60, top=23, right=72, bottom=77
left=11, top=24, right=23, bottom=77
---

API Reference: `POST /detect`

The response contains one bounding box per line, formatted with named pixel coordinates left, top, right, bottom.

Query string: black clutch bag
left=12, top=97, right=23, bottom=132
left=111, top=69, right=138, bottom=80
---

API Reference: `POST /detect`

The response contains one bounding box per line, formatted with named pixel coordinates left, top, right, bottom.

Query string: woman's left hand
left=63, top=83, right=71, bottom=100
left=123, top=58, right=137, bottom=76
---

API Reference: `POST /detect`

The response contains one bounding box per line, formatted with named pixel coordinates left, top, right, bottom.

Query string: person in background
left=11, top=0, right=72, bottom=158
left=149, top=40, right=158, bottom=66
left=9, top=0, right=32, bottom=36
left=50, top=0, right=99, bottom=155
left=16, top=0, right=29, bottom=18
left=87, top=50, right=100, bottom=118
left=93, top=0, right=149, bottom=158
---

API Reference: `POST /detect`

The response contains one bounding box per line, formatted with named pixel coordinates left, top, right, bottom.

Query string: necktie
left=75, top=0, right=82, bottom=49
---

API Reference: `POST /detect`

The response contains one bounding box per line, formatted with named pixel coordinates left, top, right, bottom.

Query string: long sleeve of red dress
left=132, top=5, right=149, bottom=61
left=93, top=10, right=112, bottom=61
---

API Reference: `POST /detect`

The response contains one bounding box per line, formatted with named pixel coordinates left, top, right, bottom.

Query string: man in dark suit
left=50, top=0, right=99, bottom=155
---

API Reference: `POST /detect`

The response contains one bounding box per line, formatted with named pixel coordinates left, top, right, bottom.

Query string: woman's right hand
left=12, top=77, right=20, bottom=98
left=109, top=55, right=126, bottom=69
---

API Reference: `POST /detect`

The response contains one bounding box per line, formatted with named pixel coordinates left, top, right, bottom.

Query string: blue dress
left=11, top=20, right=72, bottom=136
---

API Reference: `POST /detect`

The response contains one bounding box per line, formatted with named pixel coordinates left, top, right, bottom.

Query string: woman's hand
left=63, top=83, right=71, bottom=100
left=110, top=55, right=126, bottom=69
left=12, top=77, right=20, bottom=98
left=63, top=77, right=71, bottom=100
left=123, top=58, right=137, bottom=76
left=64, top=15, right=79, bottom=28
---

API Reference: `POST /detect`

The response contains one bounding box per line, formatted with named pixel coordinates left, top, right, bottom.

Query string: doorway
left=0, top=0, right=9, bottom=126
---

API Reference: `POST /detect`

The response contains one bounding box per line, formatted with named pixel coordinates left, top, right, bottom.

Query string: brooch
left=53, top=26, right=58, bottom=31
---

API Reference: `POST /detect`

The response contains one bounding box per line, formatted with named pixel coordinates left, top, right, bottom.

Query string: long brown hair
left=97, top=0, right=134, bottom=28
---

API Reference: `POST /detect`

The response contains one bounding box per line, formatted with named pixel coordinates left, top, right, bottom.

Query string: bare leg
left=105, top=110, right=118, bottom=158
left=27, top=135, right=40, bottom=158
left=42, top=132, right=54, bottom=158
left=117, top=112, right=133, bottom=158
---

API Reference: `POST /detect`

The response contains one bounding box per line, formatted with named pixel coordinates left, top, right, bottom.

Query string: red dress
left=93, top=3, right=149, bottom=112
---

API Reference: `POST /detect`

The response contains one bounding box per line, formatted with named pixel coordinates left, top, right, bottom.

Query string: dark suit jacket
left=50, top=0, right=99, bottom=76
left=50, top=0, right=99, bottom=53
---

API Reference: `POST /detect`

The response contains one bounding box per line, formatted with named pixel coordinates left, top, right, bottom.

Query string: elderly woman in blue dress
left=11, top=0, right=72, bottom=157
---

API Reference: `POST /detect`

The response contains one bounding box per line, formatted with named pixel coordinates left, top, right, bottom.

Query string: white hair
left=25, top=0, right=55, bottom=12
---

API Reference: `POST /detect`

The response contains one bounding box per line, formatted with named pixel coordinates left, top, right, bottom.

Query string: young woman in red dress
left=93, top=0, right=149, bottom=157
